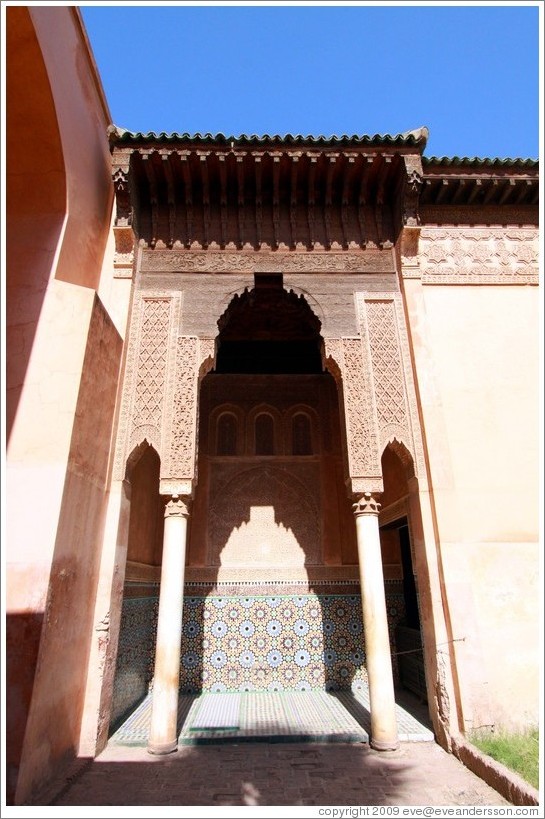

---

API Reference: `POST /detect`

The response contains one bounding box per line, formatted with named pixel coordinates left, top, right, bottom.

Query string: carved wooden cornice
left=111, top=144, right=424, bottom=250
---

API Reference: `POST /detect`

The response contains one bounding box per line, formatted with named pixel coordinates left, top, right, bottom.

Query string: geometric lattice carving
left=365, top=300, right=408, bottom=439
left=133, top=299, right=170, bottom=428
left=419, top=227, right=538, bottom=285
left=357, top=293, right=425, bottom=478
left=113, top=292, right=180, bottom=480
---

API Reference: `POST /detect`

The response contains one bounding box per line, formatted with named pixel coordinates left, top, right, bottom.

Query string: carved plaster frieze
left=113, top=262, right=134, bottom=279
left=162, top=335, right=198, bottom=481
left=161, top=335, right=213, bottom=485
left=324, top=336, right=381, bottom=490
left=139, top=249, right=396, bottom=275
left=113, top=291, right=181, bottom=480
left=159, top=479, right=193, bottom=496
left=419, top=227, right=538, bottom=284
left=357, top=292, right=425, bottom=479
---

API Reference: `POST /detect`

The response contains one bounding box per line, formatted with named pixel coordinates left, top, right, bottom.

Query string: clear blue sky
left=81, top=2, right=541, bottom=160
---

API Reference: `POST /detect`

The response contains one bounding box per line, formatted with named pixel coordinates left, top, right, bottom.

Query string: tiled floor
left=31, top=688, right=515, bottom=808
left=109, top=686, right=434, bottom=746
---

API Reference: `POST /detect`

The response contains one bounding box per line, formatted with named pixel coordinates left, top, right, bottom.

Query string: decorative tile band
left=111, top=583, right=406, bottom=730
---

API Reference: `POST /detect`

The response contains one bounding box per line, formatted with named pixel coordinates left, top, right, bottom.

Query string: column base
left=370, top=737, right=400, bottom=752
left=147, top=739, right=178, bottom=755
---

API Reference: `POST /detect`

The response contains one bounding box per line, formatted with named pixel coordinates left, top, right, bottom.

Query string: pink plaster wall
left=28, top=6, right=113, bottom=291
left=6, top=7, right=120, bottom=805
left=6, top=6, right=66, bottom=442
left=14, top=297, right=122, bottom=804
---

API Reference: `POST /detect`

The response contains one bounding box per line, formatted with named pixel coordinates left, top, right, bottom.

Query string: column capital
left=164, top=494, right=191, bottom=518
left=353, top=492, right=381, bottom=517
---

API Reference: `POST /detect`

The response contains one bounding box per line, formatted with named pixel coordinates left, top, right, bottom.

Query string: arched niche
left=125, top=442, right=164, bottom=571
left=215, top=276, right=323, bottom=375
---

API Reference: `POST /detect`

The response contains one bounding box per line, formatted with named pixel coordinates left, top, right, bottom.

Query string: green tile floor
left=110, top=686, right=434, bottom=747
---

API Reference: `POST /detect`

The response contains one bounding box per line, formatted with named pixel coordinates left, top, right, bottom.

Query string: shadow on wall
left=5, top=613, right=44, bottom=805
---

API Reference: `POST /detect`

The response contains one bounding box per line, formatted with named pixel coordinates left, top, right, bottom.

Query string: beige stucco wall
left=408, top=282, right=540, bottom=731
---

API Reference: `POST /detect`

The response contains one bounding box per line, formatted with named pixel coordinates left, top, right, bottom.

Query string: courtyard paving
left=31, top=690, right=513, bottom=807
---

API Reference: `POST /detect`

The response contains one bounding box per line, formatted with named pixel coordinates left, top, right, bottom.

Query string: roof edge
left=108, top=125, right=430, bottom=150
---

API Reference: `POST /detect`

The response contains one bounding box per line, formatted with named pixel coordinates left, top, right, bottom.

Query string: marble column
left=354, top=492, right=399, bottom=751
left=148, top=494, right=190, bottom=755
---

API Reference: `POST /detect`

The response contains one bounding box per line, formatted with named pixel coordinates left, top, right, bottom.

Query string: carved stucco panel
left=208, top=464, right=321, bottom=569
left=162, top=333, right=214, bottom=483
left=140, top=248, right=395, bottom=274
left=163, top=335, right=199, bottom=480
left=113, top=292, right=180, bottom=479
left=419, top=227, right=538, bottom=284
left=324, top=336, right=381, bottom=485
left=357, top=292, right=425, bottom=478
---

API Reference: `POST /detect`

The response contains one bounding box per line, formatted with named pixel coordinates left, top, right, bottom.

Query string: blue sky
left=83, top=3, right=538, bottom=159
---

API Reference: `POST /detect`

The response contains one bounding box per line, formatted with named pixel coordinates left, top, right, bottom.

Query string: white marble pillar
left=354, top=492, right=399, bottom=751
left=148, top=494, right=190, bottom=755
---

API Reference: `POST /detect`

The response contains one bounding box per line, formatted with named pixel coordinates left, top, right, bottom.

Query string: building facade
left=5, top=6, right=540, bottom=806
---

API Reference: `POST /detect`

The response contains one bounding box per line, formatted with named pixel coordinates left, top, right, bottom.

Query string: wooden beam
left=466, top=179, right=483, bottom=205
left=498, top=178, right=515, bottom=205
left=236, top=153, right=246, bottom=248
left=290, top=154, right=300, bottom=249
left=357, top=156, right=373, bottom=247
left=451, top=178, right=467, bottom=204
left=180, top=151, right=193, bottom=248
left=142, top=152, right=158, bottom=247
left=375, top=155, right=392, bottom=246
left=307, top=153, right=318, bottom=248
left=218, top=153, right=228, bottom=248
left=341, top=154, right=357, bottom=248
left=160, top=150, right=176, bottom=247
left=271, top=152, right=282, bottom=249
left=253, top=152, right=263, bottom=249
left=324, top=154, right=338, bottom=249
left=434, top=178, right=450, bottom=205
left=481, top=178, right=498, bottom=205
left=198, top=152, right=211, bottom=248
left=515, top=179, right=532, bottom=204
